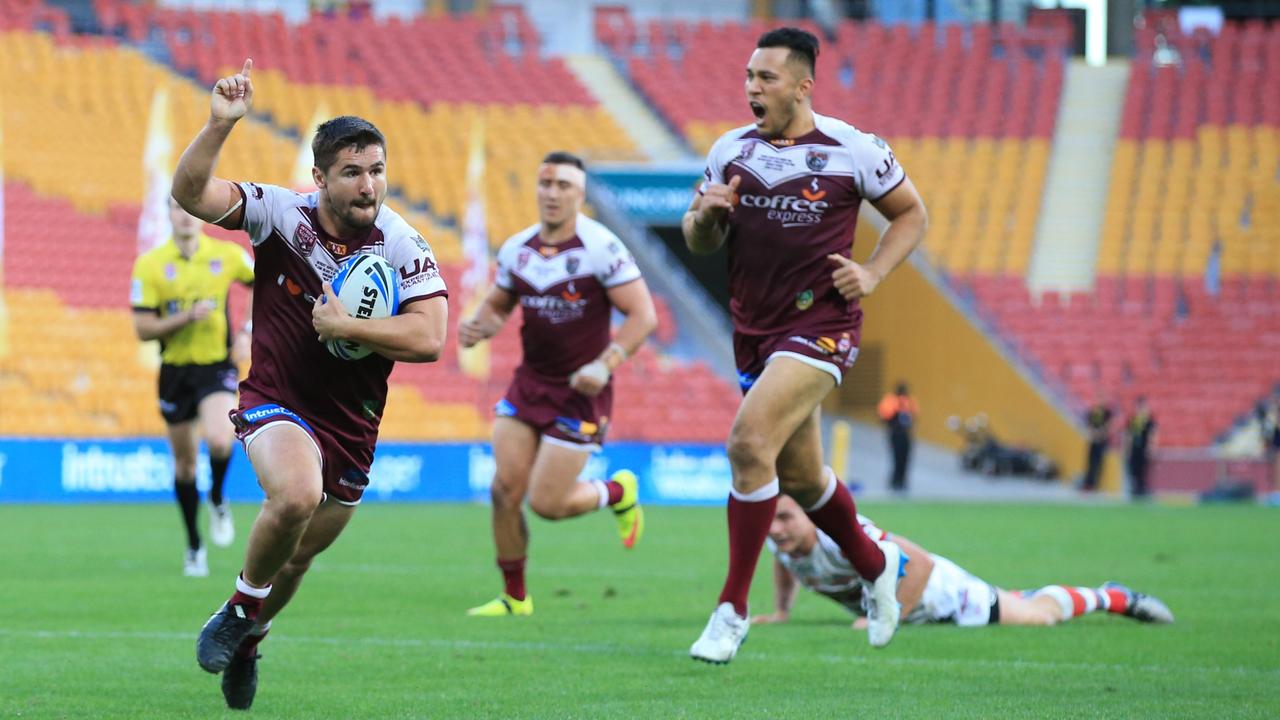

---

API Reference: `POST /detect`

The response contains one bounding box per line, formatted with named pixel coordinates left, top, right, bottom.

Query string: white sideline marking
left=313, top=561, right=705, bottom=580
left=2, top=628, right=1277, bottom=679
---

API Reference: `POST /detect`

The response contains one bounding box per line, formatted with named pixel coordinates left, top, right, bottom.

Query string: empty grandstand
left=0, top=1, right=1276, bottom=490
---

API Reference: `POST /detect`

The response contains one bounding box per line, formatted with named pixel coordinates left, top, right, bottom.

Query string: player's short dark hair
left=312, top=116, right=387, bottom=173
left=541, top=151, right=585, bottom=171
left=757, top=27, right=819, bottom=78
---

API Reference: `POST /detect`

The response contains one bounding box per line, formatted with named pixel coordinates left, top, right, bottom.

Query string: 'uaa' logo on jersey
left=806, top=149, right=829, bottom=171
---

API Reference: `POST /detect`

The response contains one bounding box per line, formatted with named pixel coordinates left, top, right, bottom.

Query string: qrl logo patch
left=806, top=149, right=829, bottom=171
left=293, top=223, right=318, bottom=254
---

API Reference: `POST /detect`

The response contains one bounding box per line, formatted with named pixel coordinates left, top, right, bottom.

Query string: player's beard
left=334, top=196, right=380, bottom=232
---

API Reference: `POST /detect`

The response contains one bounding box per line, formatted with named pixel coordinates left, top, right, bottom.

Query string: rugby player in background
left=460, top=152, right=656, bottom=617
left=754, top=495, right=1174, bottom=630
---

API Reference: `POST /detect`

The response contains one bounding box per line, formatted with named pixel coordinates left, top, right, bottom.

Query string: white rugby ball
left=325, top=253, right=400, bottom=361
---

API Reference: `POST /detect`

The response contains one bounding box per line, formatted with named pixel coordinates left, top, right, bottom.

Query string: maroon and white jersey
left=769, top=518, right=999, bottom=626
left=699, top=112, right=906, bottom=336
left=494, top=214, right=641, bottom=380
left=234, top=182, right=447, bottom=444
left=768, top=515, right=888, bottom=615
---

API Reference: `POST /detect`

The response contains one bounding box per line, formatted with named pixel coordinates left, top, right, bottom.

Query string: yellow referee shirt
left=130, top=234, right=255, bottom=365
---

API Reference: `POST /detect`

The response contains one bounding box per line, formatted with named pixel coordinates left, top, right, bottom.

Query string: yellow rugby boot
left=609, top=470, right=644, bottom=549
left=466, top=593, right=533, bottom=617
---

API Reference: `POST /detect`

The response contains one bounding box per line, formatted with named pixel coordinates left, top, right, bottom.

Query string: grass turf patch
left=2, top=502, right=1276, bottom=718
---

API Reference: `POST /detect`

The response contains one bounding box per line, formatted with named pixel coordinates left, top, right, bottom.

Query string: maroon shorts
left=229, top=399, right=374, bottom=505
left=734, top=325, right=860, bottom=394
left=496, top=367, right=612, bottom=450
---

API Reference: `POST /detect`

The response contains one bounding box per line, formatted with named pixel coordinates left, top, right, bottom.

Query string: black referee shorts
left=157, top=361, right=239, bottom=425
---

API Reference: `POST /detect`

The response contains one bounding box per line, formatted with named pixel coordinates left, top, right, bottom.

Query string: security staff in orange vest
left=878, top=382, right=917, bottom=494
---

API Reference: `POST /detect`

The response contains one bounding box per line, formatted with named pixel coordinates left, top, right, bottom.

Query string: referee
left=131, top=198, right=254, bottom=576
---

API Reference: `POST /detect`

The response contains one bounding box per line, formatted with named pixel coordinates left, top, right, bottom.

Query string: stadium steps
left=563, top=53, right=690, bottom=162
left=1028, top=59, right=1130, bottom=295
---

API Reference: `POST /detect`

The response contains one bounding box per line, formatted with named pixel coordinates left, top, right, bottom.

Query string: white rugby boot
left=690, top=602, right=749, bottom=664
left=209, top=502, right=235, bottom=548
left=184, top=546, right=209, bottom=577
left=864, top=539, right=905, bottom=648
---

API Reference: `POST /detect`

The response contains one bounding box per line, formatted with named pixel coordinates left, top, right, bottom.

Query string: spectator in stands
left=1081, top=397, right=1113, bottom=492
left=131, top=197, right=255, bottom=577
left=1152, top=33, right=1183, bottom=68
left=1258, top=396, right=1280, bottom=505
left=1124, top=396, right=1157, bottom=499
left=877, top=382, right=916, bottom=495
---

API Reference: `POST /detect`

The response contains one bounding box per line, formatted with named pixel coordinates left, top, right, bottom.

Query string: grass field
left=2, top=501, right=1277, bottom=718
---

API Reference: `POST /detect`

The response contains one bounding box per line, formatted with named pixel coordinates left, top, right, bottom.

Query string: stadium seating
left=955, top=20, right=1279, bottom=448
left=599, top=10, right=1278, bottom=447
left=23, top=8, right=1274, bottom=449
left=963, top=272, right=1280, bottom=447
left=91, top=0, right=643, bottom=245
left=1101, top=20, right=1279, bottom=277
left=606, top=15, right=1066, bottom=277
left=0, top=0, right=69, bottom=36
left=0, top=9, right=740, bottom=443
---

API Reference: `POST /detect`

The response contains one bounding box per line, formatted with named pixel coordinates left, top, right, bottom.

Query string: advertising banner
left=0, top=439, right=733, bottom=505
left=590, top=165, right=702, bottom=225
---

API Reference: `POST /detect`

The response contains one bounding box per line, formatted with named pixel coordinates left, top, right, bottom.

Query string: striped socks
left=1034, top=585, right=1131, bottom=621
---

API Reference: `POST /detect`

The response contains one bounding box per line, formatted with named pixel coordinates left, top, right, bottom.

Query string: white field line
left=1, top=628, right=1277, bottom=680
left=312, top=561, right=706, bottom=580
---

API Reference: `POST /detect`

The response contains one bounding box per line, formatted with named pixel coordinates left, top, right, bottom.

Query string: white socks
left=805, top=466, right=839, bottom=511
left=236, top=574, right=272, bottom=599
left=730, top=478, right=780, bottom=502
left=592, top=479, right=610, bottom=509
